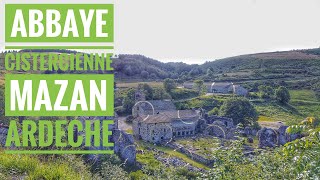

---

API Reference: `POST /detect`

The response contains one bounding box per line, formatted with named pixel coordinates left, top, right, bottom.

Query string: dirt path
left=118, top=116, right=132, bottom=131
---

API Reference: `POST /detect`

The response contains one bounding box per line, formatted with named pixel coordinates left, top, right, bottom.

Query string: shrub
left=163, top=78, right=176, bottom=92
left=208, top=107, right=219, bottom=116
left=169, top=88, right=198, bottom=100
left=219, top=97, right=258, bottom=125
left=275, top=86, right=291, bottom=103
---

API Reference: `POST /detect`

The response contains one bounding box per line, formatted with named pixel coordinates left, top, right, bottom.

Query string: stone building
left=209, top=82, right=234, bottom=94
left=133, top=110, right=199, bottom=143
left=132, top=90, right=240, bottom=143
left=183, top=82, right=248, bottom=96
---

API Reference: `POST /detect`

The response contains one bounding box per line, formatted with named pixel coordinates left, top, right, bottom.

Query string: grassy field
left=176, top=137, right=222, bottom=159
left=254, top=90, right=320, bottom=126
left=289, top=90, right=320, bottom=119
left=0, top=149, right=93, bottom=179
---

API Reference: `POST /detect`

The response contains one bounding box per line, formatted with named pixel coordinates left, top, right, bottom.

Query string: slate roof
left=136, top=110, right=199, bottom=124
left=146, top=100, right=177, bottom=111
left=210, top=82, right=233, bottom=89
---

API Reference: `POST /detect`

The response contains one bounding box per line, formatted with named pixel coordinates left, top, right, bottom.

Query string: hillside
left=112, top=49, right=320, bottom=85
left=1, top=48, right=320, bottom=87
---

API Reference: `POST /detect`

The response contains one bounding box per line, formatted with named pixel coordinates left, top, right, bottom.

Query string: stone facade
left=210, top=82, right=234, bottom=94
left=133, top=110, right=199, bottom=143
left=132, top=90, right=241, bottom=143
left=133, top=102, right=239, bottom=143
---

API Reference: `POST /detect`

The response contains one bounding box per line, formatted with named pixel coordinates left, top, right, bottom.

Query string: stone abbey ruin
left=132, top=90, right=236, bottom=144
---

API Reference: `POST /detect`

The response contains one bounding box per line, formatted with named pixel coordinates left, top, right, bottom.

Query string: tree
left=150, top=73, right=157, bottom=79
left=193, top=80, right=206, bottom=95
left=219, top=98, right=258, bottom=125
left=312, top=81, right=320, bottom=99
left=208, top=107, right=219, bottom=116
left=141, top=71, right=149, bottom=79
left=275, top=86, right=290, bottom=103
left=138, top=83, right=153, bottom=100
left=163, top=78, right=176, bottom=92
left=124, top=66, right=133, bottom=76
left=153, top=88, right=171, bottom=100
left=206, top=68, right=214, bottom=77
left=122, top=89, right=136, bottom=113
left=258, top=85, right=274, bottom=99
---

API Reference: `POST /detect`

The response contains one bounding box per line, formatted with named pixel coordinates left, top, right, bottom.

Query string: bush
left=163, top=78, right=176, bottom=92
left=153, top=87, right=171, bottom=100
left=208, top=107, right=219, bottom=116
left=258, top=85, right=274, bottom=99
left=219, top=97, right=258, bottom=125
left=169, top=89, right=198, bottom=100
left=129, top=170, right=148, bottom=180
left=275, top=86, right=290, bottom=103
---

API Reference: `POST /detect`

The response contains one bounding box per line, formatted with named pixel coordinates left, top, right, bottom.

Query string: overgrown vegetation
left=0, top=151, right=94, bottom=179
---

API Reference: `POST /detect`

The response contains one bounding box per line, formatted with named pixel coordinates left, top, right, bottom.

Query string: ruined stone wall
left=0, top=127, right=8, bottom=147
left=205, top=115, right=234, bottom=128
left=112, top=129, right=136, bottom=165
left=258, top=126, right=302, bottom=148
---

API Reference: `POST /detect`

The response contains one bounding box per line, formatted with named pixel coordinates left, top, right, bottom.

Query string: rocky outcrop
left=258, top=127, right=279, bottom=148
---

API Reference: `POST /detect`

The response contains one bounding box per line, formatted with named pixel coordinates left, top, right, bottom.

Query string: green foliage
left=153, top=87, right=171, bottom=100
left=96, top=161, right=128, bottom=180
left=169, top=88, right=198, bottom=100
left=275, top=86, right=290, bottom=103
left=176, top=167, right=199, bottom=179
left=312, top=81, right=320, bottom=99
left=0, top=151, right=93, bottom=179
left=206, top=68, right=214, bottom=77
left=258, top=85, right=274, bottom=99
left=137, top=83, right=153, bottom=100
left=283, top=118, right=320, bottom=178
left=0, top=85, right=14, bottom=125
left=163, top=78, right=177, bottom=92
left=208, top=107, right=219, bottom=116
left=175, top=95, right=224, bottom=110
left=193, top=80, right=206, bottom=95
left=219, top=97, right=258, bottom=125
left=122, top=89, right=136, bottom=113
left=129, top=170, right=148, bottom=180
left=92, top=154, right=129, bottom=180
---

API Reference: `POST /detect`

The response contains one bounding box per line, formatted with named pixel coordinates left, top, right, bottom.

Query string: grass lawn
left=254, top=101, right=302, bottom=125
left=290, top=89, right=318, bottom=102
left=255, top=90, right=320, bottom=125
left=176, top=137, right=222, bottom=159
left=289, top=90, right=320, bottom=119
